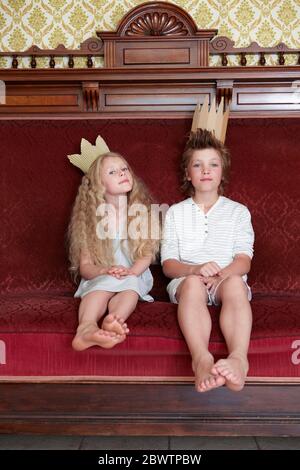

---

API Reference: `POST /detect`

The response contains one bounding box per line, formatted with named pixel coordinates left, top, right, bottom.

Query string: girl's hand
left=115, top=267, right=138, bottom=278
left=107, top=265, right=128, bottom=279
left=192, top=262, right=221, bottom=277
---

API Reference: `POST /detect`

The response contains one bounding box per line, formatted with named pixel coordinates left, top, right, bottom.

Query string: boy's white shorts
left=167, top=276, right=252, bottom=306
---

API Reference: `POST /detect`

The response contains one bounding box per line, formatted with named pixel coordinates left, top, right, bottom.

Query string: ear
left=185, top=169, right=191, bottom=181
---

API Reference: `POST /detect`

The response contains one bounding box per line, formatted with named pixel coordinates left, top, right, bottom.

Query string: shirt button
left=205, top=230, right=208, bottom=233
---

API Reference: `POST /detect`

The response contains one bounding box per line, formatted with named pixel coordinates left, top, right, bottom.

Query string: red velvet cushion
left=0, top=294, right=299, bottom=377
left=0, top=119, right=299, bottom=295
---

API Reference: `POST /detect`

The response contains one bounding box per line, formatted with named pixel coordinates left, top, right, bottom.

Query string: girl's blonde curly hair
left=67, top=152, right=160, bottom=282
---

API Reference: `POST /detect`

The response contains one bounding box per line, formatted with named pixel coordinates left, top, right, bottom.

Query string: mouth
left=200, top=178, right=213, bottom=181
left=119, top=179, right=130, bottom=184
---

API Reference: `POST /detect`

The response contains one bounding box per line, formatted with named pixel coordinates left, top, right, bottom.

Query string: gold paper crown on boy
left=68, top=135, right=110, bottom=173
left=191, top=95, right=230, bottom=143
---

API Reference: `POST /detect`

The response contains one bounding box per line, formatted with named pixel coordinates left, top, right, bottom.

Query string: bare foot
left=72, top=322, right=125, bottom=351
left=102, top=313, right=130, bottom=336
left=211, top=354, right=249, bottom=391
left=193, top=352, right=225, bottom=393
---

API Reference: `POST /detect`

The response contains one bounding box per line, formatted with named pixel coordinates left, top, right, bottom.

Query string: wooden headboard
left=0, top=1, right=300, bottom=119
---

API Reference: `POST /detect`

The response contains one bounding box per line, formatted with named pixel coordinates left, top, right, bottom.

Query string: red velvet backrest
left=1, top=119, right=299, bottom=296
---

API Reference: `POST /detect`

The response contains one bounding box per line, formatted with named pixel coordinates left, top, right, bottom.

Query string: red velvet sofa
left=1, top=117, right=300, bottom=435
left=1, top=117, right=300, bottom=376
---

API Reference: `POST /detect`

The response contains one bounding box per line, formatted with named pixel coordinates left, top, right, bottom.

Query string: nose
left=202, top=166, right=210, bottom=174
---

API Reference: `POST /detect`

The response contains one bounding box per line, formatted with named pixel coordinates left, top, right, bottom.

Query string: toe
left=200, top=382, right=206, bottom=392
left=215, top=375, right=225, bottom=387
left=209, top=379, right=216, bottom=390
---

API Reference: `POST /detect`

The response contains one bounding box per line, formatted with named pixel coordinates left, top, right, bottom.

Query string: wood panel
left=0, top=382, right=300, bottom=436
left=0, top=84, right=82, bottom=114
left=99, top=84, right=214, bottom=113
left=232, top=84, right=300, bottom=111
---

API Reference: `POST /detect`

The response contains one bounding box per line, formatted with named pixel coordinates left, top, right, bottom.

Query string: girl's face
left=186, top=148, right=222, bottom=195
left=101, top=156, right=133, bottom=196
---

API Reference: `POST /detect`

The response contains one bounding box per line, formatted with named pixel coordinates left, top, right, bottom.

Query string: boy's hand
left=191, top=262, right=221, bottom=277
left=202, top=274, right=228, bottom=292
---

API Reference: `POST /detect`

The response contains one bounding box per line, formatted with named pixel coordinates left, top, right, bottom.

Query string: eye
left=192, top=163, right=200, bottom=168
left=211, top=163, right=219, bottom=167
left=109, top=170, right=116, bottom=175
left=122, top=167, right=128, bottom=172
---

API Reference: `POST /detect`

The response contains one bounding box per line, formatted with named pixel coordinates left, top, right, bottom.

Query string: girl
left=68, top=150, right=159, bottom=351
left=161, top=129, right=254, bottom=393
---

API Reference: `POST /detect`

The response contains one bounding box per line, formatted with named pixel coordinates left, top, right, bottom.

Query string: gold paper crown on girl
left=191, top=96, right=230, bottom=143
left=67, top=135, right=110, bottom=173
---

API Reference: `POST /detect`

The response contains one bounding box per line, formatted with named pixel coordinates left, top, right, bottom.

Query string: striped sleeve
left=233, top=207, right=254, bottom=259
left=160, top=207, right=180, bottom=264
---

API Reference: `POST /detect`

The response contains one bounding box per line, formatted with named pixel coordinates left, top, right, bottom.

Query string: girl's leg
left=102, top=290, right=139, bottom=335
left=72, top=290, right=125, bottom=351
left=176, top=275, right=225, bottom=392
left=211, top=275, right=252, bottom=391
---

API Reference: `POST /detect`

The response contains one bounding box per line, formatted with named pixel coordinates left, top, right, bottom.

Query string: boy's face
left=101, top=156, right=133, bottom=196
left=186, top=148, right=222, bottom=195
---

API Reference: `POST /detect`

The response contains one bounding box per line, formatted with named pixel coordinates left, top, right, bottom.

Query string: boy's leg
left=73, top=290, right=125, bottom=351
left=176, top=275, right=225, bottom=392
left=212, top=275, right=252, bottom=391
left=102, top=290, right=139, bottom=335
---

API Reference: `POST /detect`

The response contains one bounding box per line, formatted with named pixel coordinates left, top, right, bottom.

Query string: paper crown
left=191, top=96, right=230, bottom=143
left=68, top=135, right=110, bottom=173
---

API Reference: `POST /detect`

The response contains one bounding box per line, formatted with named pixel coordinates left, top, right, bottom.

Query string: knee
left=220, top=275, right=247, bottom=299
left=180, top=275, right=207, bottom=297
left=222, top=274, right=244, bottom=286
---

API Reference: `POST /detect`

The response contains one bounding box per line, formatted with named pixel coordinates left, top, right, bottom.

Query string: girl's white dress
left=74, top=234, right=154, bottom=302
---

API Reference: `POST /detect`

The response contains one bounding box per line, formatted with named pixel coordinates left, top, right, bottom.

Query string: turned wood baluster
left=222, top=53, right=228, bottom=66
left=87, top=55, right=93, bottom=68
left=30, top=55, right=37, bottom=68
left=240, top=52, right=247, bottom=66
left=68, top=55, right=74, bottom=68
left=278, top=51, right=285, bottom=65
left=49, top=55, right=55, bottom=68
left=259, top=52, right=266, bottom=66
left=12, top=55, right=18, bottom=68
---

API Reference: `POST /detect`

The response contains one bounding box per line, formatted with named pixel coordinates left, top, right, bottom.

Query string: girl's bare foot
left=72, top=322, right=125, bottom=351
left=193, top=352, right=225, bottom=392
left=211, top=353, right=249, bottom=391
left=102, top=313, right=129, bottom=336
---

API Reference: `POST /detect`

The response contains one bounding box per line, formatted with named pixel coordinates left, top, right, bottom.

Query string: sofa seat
left=1, top=291, right=299, bottom=378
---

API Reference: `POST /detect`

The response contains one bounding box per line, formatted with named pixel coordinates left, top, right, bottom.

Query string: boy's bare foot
left=72, top=322, right=125, bottom=351
left=193, top=352, right=225, bottom=392
left=102, top=313, right=130, bottom=336
left=211, top=353, right=249, bottom=391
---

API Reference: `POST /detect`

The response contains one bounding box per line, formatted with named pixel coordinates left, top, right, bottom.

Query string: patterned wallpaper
left=0, top=0, right=300, bottom=67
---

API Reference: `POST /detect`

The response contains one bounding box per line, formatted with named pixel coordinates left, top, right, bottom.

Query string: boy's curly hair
left=181, top=129, right=231, bottom=196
